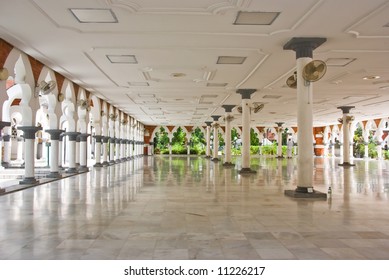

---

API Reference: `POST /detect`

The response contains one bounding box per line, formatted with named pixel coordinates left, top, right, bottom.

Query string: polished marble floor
left=1, top=155, right=389, bottom=260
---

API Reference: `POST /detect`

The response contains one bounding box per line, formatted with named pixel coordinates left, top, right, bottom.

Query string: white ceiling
left=1, top=0, right=389, bottom=127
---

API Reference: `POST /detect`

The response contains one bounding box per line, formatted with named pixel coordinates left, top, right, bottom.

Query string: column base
left=338, top=162, right=355, bottom=167
left=223, top=162, right=235, bottom=167
left=58, top=166, right=65, bottom=170
left=115, top=159, right=121, bottom=163
left=66, top=168, right=78, bottom=173
left=78, top=166, right=89, bottom=172
left=276, top=156, right=284, bottom=159
left=1, top=162, right=10, bottom=168
left=205, top=155, right=211, bottom=159
left=284, top=187, right=327, bottom=199
left=47, top=172, right=62, bottom=179
left=239, top=168, right=257, bottom=174
left=102, top=161, right=109, bottom=166
left=19, top=177, right=39, bottom=185
left=94, top=163, right=103, bottom=167
left=0, top=188, right=5, bottom=194
left=211, top=157, right=219, bottom=162
left=109, top=160, right=115, bottom=165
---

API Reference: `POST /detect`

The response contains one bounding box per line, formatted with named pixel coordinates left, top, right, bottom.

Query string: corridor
left=1, top=155, right=389, bottom=260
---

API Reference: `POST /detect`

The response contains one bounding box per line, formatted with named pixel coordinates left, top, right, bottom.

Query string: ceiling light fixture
left=363, top=75, right=380, bottom=80
left=170, top=73, right=186, bottom=78
left=70, top=8, right=118, bottom=23
left=234, top=11, right=280, bottom=25
left=106, top=55, right=137, bottom=64
left=217, top=56, right=246, bottom=64
left=325, top=58, right=356, bottom=67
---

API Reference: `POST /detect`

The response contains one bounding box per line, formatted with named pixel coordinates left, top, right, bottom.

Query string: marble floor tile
left=256, top=248, right=296, bottom=260
left=1, top=156, right=389, bottom=260
left=289, top=248, right=333, bottom=260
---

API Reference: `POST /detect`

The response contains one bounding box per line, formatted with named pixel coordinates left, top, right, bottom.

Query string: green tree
left=172, top=126, right=186, bottom=146
left=250, top=128, right=259, bottom=146
left=154, top=127, right=169, bottom=154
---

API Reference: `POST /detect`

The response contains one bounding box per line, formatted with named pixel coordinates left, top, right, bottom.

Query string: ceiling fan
left=237, top=102, right=264, bottom=114
left=35, top=80, right=56, bottom=97
left=286, top=71, right=297, bottom=89
left=0, top=67, right=9, bottom=80
left=285, top=60, right=327, bottom=88
left=338, top=115, right=355, bottom=124
left=78, top=99, right=91, bottom=111
left=303, top=60, right=327, bottom=85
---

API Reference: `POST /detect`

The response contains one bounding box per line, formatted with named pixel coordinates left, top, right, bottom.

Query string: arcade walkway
left=1, top=156, right=389, bottom=260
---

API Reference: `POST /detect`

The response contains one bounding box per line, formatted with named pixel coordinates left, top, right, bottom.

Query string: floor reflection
left=1, top=155, right=389, bottom=260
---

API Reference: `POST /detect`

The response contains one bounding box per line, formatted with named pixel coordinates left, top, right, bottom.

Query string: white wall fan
left=35, top=80, right=56, bottom=97
left=78, top=99, right=91, bottom=111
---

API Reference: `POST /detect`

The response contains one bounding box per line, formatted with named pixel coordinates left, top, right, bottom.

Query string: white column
left=65, top=132, right=79, bottom=173
left=2, top=134, right=11, bottom=167
left=296, top=57, right=314, bottom=187
left=102, top=137, right=109, bottom=165
left=237, top=89, right=256, bottom=174
left=75, top=137, right=80, bottom=166
left=211, top=115, right=220, bottom=161
left=205, top=122, right=212, bottom=158
left=276, top=122, right=284, bottom=158
left=222, top=105, right=235, bottom=166
left=18, top=126, right=41, bottom=184
left=242, top=100, right=250, bottom=168
left=109, top=137, right=115, bottom=164
left=79, top=134, right=89, bottom=172
left=283, top=37, right=327, bottom=198
left=338, top=106, right=355, bottom=166
left=376, top=127, right=384, bottom=159
left=115, top=138, right=121, bottom=162
left=16, top=137, right=23, bottom=162
left=45, top=129, right=64, bottom=178
left=58, top=134, right=64, bottom=169
left=364, top=143, right=369, bottom=159
left=120, top=139, right=126, bottom=161
left=94, top=135, right=103, bottom=167
left=225, top=117, right=232, bottom=163
left=169, top=139, right=172, bottom=155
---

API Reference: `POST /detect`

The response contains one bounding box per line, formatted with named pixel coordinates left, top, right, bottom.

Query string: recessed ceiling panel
left=69, top=8, right=118, bottom=23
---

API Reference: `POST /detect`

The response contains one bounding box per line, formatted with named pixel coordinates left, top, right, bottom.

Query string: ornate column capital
left=337, top=106, right=355, bottom=114
left=205, top=121, right=213, bottom=127
left=94, top=135, right=104, bottom=142
left=64, top=132, right=80, bottom=141
left=211, top=115, right=221, bottom=122
left=236, top=89, right=256, bottom=99
left=221, top=105, right=235, bottom=113
left=45, top=129, right=65, bottom=140
left=78, top=133, right=90, bottom=142
left=18, top=126, right=42, bottom=139
left=0, top=121, right=11, bottom=131
left=283, top=37, right=327, bottom=59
